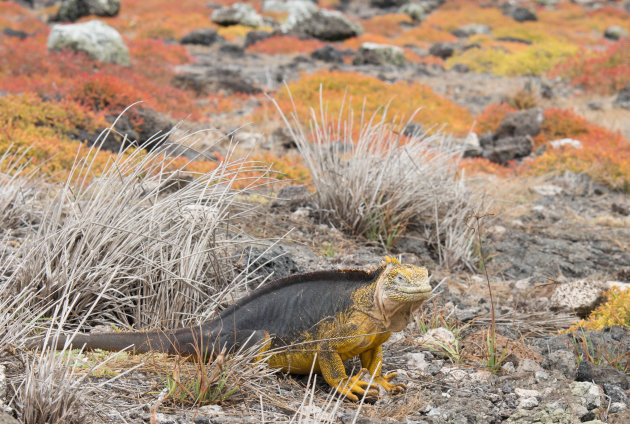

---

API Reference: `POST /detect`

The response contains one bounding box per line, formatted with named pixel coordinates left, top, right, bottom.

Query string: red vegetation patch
left=0, top=31, right=199, bottom=121
left=550, top=40, right=630, bottom=94
left=247, top=36, right=325, bottom=55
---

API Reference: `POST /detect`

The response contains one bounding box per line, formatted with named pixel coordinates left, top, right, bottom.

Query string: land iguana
left=36, top=257, right=431, bottom=401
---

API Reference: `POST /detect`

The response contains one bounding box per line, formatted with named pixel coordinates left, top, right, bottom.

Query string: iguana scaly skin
left=39, top=257, right=431, bottom=401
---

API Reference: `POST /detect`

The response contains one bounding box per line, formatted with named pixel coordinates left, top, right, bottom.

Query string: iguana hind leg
left=360, top=345, right=406, bottom=394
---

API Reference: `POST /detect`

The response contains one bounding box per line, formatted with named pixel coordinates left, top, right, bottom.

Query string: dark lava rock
left=604, top=25, right=628, bottom=41
left=429, top=42, right=457, bottom=59
left=483, top=136, right=532, bottom=164
left=244, top=30, right=271, bottom=47
left=577, top=361, right=629, bottom=389
left=180, top=28, right=224, bottom=46
left=495, top=108, right=544, bottom=139
left=490, top=228, right=630, bottom=280
left=105, top=107, right=173, bottom=152
left=612, top=202, right=630, bottom=216
left=496, top=36, right=532, bottom=45
left=270, top=184, right=313, bottom=211
left=269, top=127, right=297, bottom=150
left=477, top=108, right=543, bottom=163
left=242, top=244, right=302, bottom=282
left=575, top=360, right=593, bottom=382
left=614, top=85, right=630, bottom=109
left=54, top=0, right=120, bottom=22
left=369, top=0, right=408, bottom=7
left=219, top=43, right=245, bottom=56
left=311, top=45, right=345, bottom=63
left=2, top=28, right=31, bottom=40
left=402, top=122, right=424, bottom=138
left=510, top=7, right=537, bottom=22
left=603, top=384, right=628, bottom=404
left=173, top=66, right=261, bottom=95
left=297, top=10, right=363, bottom=41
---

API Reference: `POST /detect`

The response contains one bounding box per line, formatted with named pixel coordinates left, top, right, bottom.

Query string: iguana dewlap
left=40, top=257, right=431, bottom=401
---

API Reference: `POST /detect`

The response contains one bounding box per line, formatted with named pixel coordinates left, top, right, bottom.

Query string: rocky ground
left=1, top=0, right=630, bottom=423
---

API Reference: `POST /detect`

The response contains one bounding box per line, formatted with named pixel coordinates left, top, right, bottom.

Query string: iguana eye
left=393, top=274, right=408, bottom=285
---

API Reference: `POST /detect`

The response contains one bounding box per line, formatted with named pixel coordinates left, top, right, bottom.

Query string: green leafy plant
left=164, top=353, right=240, bottom=406
left=569, top=328, right=630, bottom=373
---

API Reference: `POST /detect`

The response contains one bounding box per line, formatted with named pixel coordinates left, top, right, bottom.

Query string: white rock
left=551, top=280, right=605, bottom=317
left=570, top=381, right=602, bottom=410
left=211, top=3, right=265, bottom=28
left=515, top=388, right=541, bottom=399
left=198, top=404, right=224, bottom=416
left=290, top=207, right=310, bottom=220
left=442, top=367, right=468, bottom=384
left=487, top=225, right=506, bottom=239
left=153, top=413, right=176, bottom=424
left=550, top=138, right=582, bottom=149
left=418, top=328, right=456, bottom=346
left=610, top=402, right=627, bottom=413
left=514, top=278, right=531, bottom=291
left=501, top=362, right=516, bottom=373
left=518, top=397, right=539, bottom=409
left=531, top=184, right=563, bottom=196
left=464, top=132, right=480, bottom=147
left=406, top=352, right=432, bottom=375
left=48, top=20, right=130, bottom=66
left=516, top=358, right=544, bottom=373
left=470, top=370, right=493, bottom=383
left=264, top=0, right=318, bottom=31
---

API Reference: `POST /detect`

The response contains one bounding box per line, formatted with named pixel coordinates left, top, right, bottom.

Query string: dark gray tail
left=29, top=326, right=268, bottom=360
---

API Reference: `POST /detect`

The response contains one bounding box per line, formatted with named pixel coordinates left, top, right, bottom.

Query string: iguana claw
left=337, top=369, right=379, bottom=401
left=374, top=371, right=406, bottom=393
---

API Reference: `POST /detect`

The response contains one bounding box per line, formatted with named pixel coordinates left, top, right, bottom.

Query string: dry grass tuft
left=6, top=124, right=274, bottom=332
left=272, top=90, right=487, bottom=270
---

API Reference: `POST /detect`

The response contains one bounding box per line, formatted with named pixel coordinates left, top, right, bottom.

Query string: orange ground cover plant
left=267, top=70, right=473, bottom=137
left=361, top=14, right=412, bottom=39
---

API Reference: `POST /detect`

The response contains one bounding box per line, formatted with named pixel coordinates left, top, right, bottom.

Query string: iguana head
left=379, top=257, right=431, bottom=303
left=373, top=257, right=431, bottom=331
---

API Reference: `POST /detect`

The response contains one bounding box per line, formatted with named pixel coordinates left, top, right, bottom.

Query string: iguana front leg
left=318, top=349, right=378, bottom=402
left=360, top=345, right=406, bottom=393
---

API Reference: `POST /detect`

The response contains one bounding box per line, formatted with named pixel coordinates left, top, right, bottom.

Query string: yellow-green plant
left=447, top=38, right=578, bottom=76
left=570, top=287, right=630, bottom=331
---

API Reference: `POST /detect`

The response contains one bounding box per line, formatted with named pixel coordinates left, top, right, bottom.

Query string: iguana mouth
left=398, top=285, right=431, bottom=294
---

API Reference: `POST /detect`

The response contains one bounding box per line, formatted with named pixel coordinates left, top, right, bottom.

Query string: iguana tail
left=30, top=326, right=268, bottom=360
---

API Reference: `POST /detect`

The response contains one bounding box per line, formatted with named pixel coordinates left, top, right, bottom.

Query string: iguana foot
left=336, top=369, right=379, bottom=402
left=374, top=371, right=406, bottom=393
